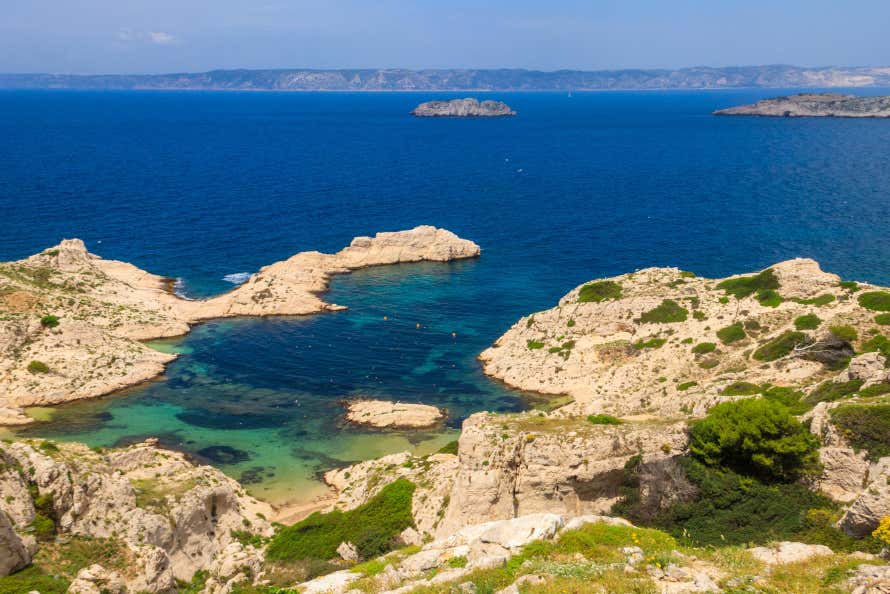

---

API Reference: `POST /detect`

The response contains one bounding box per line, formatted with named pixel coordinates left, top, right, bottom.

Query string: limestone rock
left=748, top=541, right=833, bottom=564
left=840, top=457, right=890, bottom=538
left=345, top=399, right=444, bottom=429
left=337, top=540, right=360, bottom=562
left=715, top=93, right=890, bottom=117
left=848, top=564, right=890, bottom=594
left=0, top=509, right=31, bottom=577
left=66, top=564, right=126, bottom=594
left=411, top=98, right=516, bottom=117
left=298, top=569, right=360, bottom=594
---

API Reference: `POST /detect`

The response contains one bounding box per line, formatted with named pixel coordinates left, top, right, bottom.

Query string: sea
left=2, top=88, right=890, bottom=507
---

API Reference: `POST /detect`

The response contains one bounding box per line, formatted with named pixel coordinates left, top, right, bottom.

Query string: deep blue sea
left=3, top=89, right=890, bottom=506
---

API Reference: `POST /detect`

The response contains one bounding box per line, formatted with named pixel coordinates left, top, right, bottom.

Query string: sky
left=3, top=0, right=890, bottom=74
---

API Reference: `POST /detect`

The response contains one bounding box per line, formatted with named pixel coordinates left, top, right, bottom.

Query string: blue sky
left=3, top=0, right=890, bottom=74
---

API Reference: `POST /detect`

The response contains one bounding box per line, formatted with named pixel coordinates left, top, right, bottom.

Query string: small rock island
left=411, top=98, right=516, bottom=117
left=345, top=399, right=445, bottom=429
left=714, top=93, right=890, bottom=117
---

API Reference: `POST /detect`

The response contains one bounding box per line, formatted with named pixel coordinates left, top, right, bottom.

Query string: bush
left=677, top=381, right=697, bottom=391
left=27, top=360, right=50, bottom=374
left=794, top=314, right=821, bottom=330
left=830, top=404, right=890, bottom=461
left=578, top=281, right=621, bottom=303
left=691, top=342, right=715, bottom=355
left=762, top=386, right=810, bottom=415
left=829, top=325, right=858, bottom=341
left=717, top=269, right=779, bottom=299
left=791, top=294, right=836, bottom=306
left=526, top=340, right=545, bottom=350
left=752, top=331, right=807, bottom=362
left=437, top=440, right=459, bottom=455
left=587, top=414, right=623, bottom=425
left=859, top=291, right=890, bottom=311
left=0, top=566, right=68, bottom=594
left=756, top=289, right=783, bottom=307
left=805, top=379, right=863, bottom=404
left=266, top=479, right=416, bottom=562
left=637, top=299, right=688, bottom=324
left=716, top=323, right=746, bottom=344
left=875, top=313, right=890, bottom=325
left=858, top=382, right=890, bottom=398
left=31, top=513, right=56, bottom=540
left=721, top=381, right=760, bottom=396
left=689, top=398, right=820, bottom=482
left=40, top=314, right=59, bottom=328
left=861, top=334, right=890, bottom=359
left=839, top=280, right=860, bottom=292
left=634, top=337, right=666, bottom=349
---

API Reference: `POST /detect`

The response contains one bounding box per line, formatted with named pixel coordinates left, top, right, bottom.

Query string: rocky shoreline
left=714, top=92, right=890, bottom=117
left=0, top=226, right=480, bottom=425
left=411, top=98, right=516, bottom=117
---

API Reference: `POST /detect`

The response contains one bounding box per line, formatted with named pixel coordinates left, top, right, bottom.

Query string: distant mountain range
left=2, top=65, right=890, bottom=91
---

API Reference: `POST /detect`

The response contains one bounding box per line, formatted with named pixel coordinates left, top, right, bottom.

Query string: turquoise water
left=4, top=89, right=890, bottom=506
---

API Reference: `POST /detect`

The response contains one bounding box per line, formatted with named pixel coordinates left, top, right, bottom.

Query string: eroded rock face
left=0, top=226, right=479, bottom=424
left=839, top=457, right=890, bottom=538
left=714, top=93, right=890, bottom=117
left=411, top=98, right=516, bottom=117
left=345, top=399, right=445, bottom=429
left=0, top=510, right=31, bottom=577
left=748, top=541, right=834, bottom=564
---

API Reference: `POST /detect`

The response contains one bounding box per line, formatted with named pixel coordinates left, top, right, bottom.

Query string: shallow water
left=4, top=89, right=890, bottom=506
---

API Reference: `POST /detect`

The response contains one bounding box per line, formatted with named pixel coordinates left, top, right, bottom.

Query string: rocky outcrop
left=839, top=457, right=890, bottom=538
left=480, top=258, right=884, bottom=417
left=0, top=439, right=272, bottom=588
left=345, top=399, right=445, bottom=429
left=0, top=509, right=33, bottom=577
left=0, top=226, right=479, bottom=424
left=748, top=541, right=834, bottom=565
left=411, top=98, right=516, bottom=117
left=715, top=93, right=890, bottom=117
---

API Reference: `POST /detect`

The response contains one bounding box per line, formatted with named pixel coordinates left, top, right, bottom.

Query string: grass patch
left=716, top=323, right=746, bottom=344
left=858, top=382, right=890, bottom=397
left=587, top=414, right=623, bottom=425
left=40, top=314, right=59, bottom=328
left=436, top=440, right=459, bottom=455
left=717, top=268, right=779, bottom=299
left=861, top=333, right=890, bottom=359
left=804, top=379, right=863, bottom=404
left=875, top=313, right=890, bottom=325
left=791, top=294, right=836, bottom=306
left=677, top=381, right=697, bottom=391
left=720, top=381, right=761, bottom=396
left=752, top=331, right=807, bottom=362
left=637, top=299, right=688, bottom=324
left=858, top=291, right=890, bottom=311
left=829, top=325, right=858, bottom=342
left=634, top=337, right=666, bottom=349
left=691, top=342, right=716, bottom=355
left=756, top=289, right=783, bottom=307
left=526, top=340, right=545, bottom=350
left=578, top=281, right=622, bottom=303
left=27, top=360, right=50, bottom=374
left=266, top=478, right=416, bottom=562
left=762, top=386, right=810, bottom=415
left=830, top=404, right=890, bottom=461
left=794, top=314, right=821, bottom=330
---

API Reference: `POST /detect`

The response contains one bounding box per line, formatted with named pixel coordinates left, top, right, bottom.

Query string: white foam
left=223, top=272, right=253, bottom=285
left=173, top=278, right=194, bottom=300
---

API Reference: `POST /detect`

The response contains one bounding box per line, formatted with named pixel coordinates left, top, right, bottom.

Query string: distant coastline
left=3, top=64, right=890, bottom=92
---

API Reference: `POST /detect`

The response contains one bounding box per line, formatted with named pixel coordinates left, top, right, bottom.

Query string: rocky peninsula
left=411, top=98, right=516, bottom=117
left=0, top=226, right=480, bottom=425
left=715, top=92, right=890, bottom=117
left=345, top=399, right=445, bottom=429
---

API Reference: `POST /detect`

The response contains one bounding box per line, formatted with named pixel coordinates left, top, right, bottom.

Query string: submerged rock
left=715, top=93, right=890, bottom=117
left=412, top=98, right=516, bottom=117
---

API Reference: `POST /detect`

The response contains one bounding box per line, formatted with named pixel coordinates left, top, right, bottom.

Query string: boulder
left=748, top=541, right=833, bottom=565
left=839, top=457, right=890, bottom=537
left=0, top=510, right=31, bottom=577
left=66, top=564, right=126, bottom=594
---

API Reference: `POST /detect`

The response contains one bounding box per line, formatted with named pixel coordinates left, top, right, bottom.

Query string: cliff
left=715, top=93, right=890, bottom=117
left=0, top=226, right=480, bottom=424
left=411, top=98, right=515, bottom=117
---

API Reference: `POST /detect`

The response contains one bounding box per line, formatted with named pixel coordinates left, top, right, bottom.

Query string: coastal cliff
left=0, top=226, right=480, bottom=425
left=411, top=98, right=515, bottom=117
left=715, top=93, right=890, bottom=117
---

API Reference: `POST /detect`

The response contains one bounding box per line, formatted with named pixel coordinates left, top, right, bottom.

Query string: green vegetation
left=526, top=340, right=545, bottom=350
left=858, top=382, right=890, bottom=397
left=762, top=386, right=810, bottom=415
left=677, top=381, right=697, bottom=391
left=692, top=310, right=706, bottom=321
left=691, top=342, right=715, bottom=355
left=752, top=331, right=807, bottom=362
left=794, top=314, right=821, bottom=330
left=717, top=268, right=779, bottom=299
left=830, top=404, right=890, bottom=461
left=0, top=566, right=68, bottom=594
left=755, top=289, right=783, bottom=307
left=861, top=333, right=890, bottom=359
left=716, top=323, right=746, bottom=344
left=791, top=294, right=836, bottom=306
left=578, top=280, right=622, bottom=303
left=875, top=313, right=890, bottom=325
left=266, top=479, right=416, bottom=562
left=633, top=337, right=666, bottom=349
left=697, top=357, right=719, bottom=370
left=27, top=360, right=50, bottom=374
left=858, top=290, right=890, bottom=311
left=805, top=380, right=864, bottom=404
left=436, top=440, right=459, bottom=455
left=688, top=398, right=820, bottom=482
left=839, top=280, right=860, bottom=292
left=829, top=324, right=858, bottom=342
left=40, top=314, right=59, bottom=328
left=586, top=414, right=623, bottom=425
left=720, top=381, right=760, bottom=396
left=637, top=299, right=688, bottom=324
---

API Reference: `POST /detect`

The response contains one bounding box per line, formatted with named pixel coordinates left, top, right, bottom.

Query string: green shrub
left=762, top=386, right=810, bottom=415
left=717, top=269, right=780, bottom=299
left=716, top=323, right=746, bottom=344
left=791, top=294, right=836, bottom=306
left=756, top=289, right=783, bottom=307
left=861, top=334, right=890, bottom=359
left=677, top=381, right=697, bottom=391
left=794, top=314, right=821, bottom=330
left=875, top=313, right=890, bottom=325
left=27, top=360, right=50, bottom=374
left=634, top=337, right=666, bottom=349
left=804, top=380, right=864, bottom=404
left=31, top=513, right=56, bottom=540
left=752, top=331, right=807, bottom=362
left=526, top=340, right=545, bottom=350
left=266, top=479, right=416, bottom=562
left=437, top=440, right=459, bottom=455
left=829, top=325, right=858, bottom=341
left=637, top=299, right=688, bottom=324
left=587, top=414, right=623, bottom=425
left=859, top=291, right=890, bottom=311
left=578, top=281, right=622, bottom=303
left=698, top=358, right=719, bottom=369
left=858, top=382, right=890, bottom=398
left=0, top=566, right=68, bottom=594
left=691, top=342, right=715, bottom=355
left=830, top=404, right=890, bottom=461
left=40, top=314, right=59, bottom=328
left=839, top=280, right=860, bottom=292
left=689, top=398, right=820, bottom=482
left=720, top=381, right=761, bottom=396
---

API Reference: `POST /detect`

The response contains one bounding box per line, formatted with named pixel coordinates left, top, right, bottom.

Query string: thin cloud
left=116, top=29, right=179, bottom=45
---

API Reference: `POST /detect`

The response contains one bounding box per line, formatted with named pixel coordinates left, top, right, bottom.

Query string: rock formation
left=0, top=226, right=480, bottom=424
left=714, top=93, right=890, bottom=117
left=411, top=98, right=516, bottom=117
left=345, top=399, right=445, bottom=429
